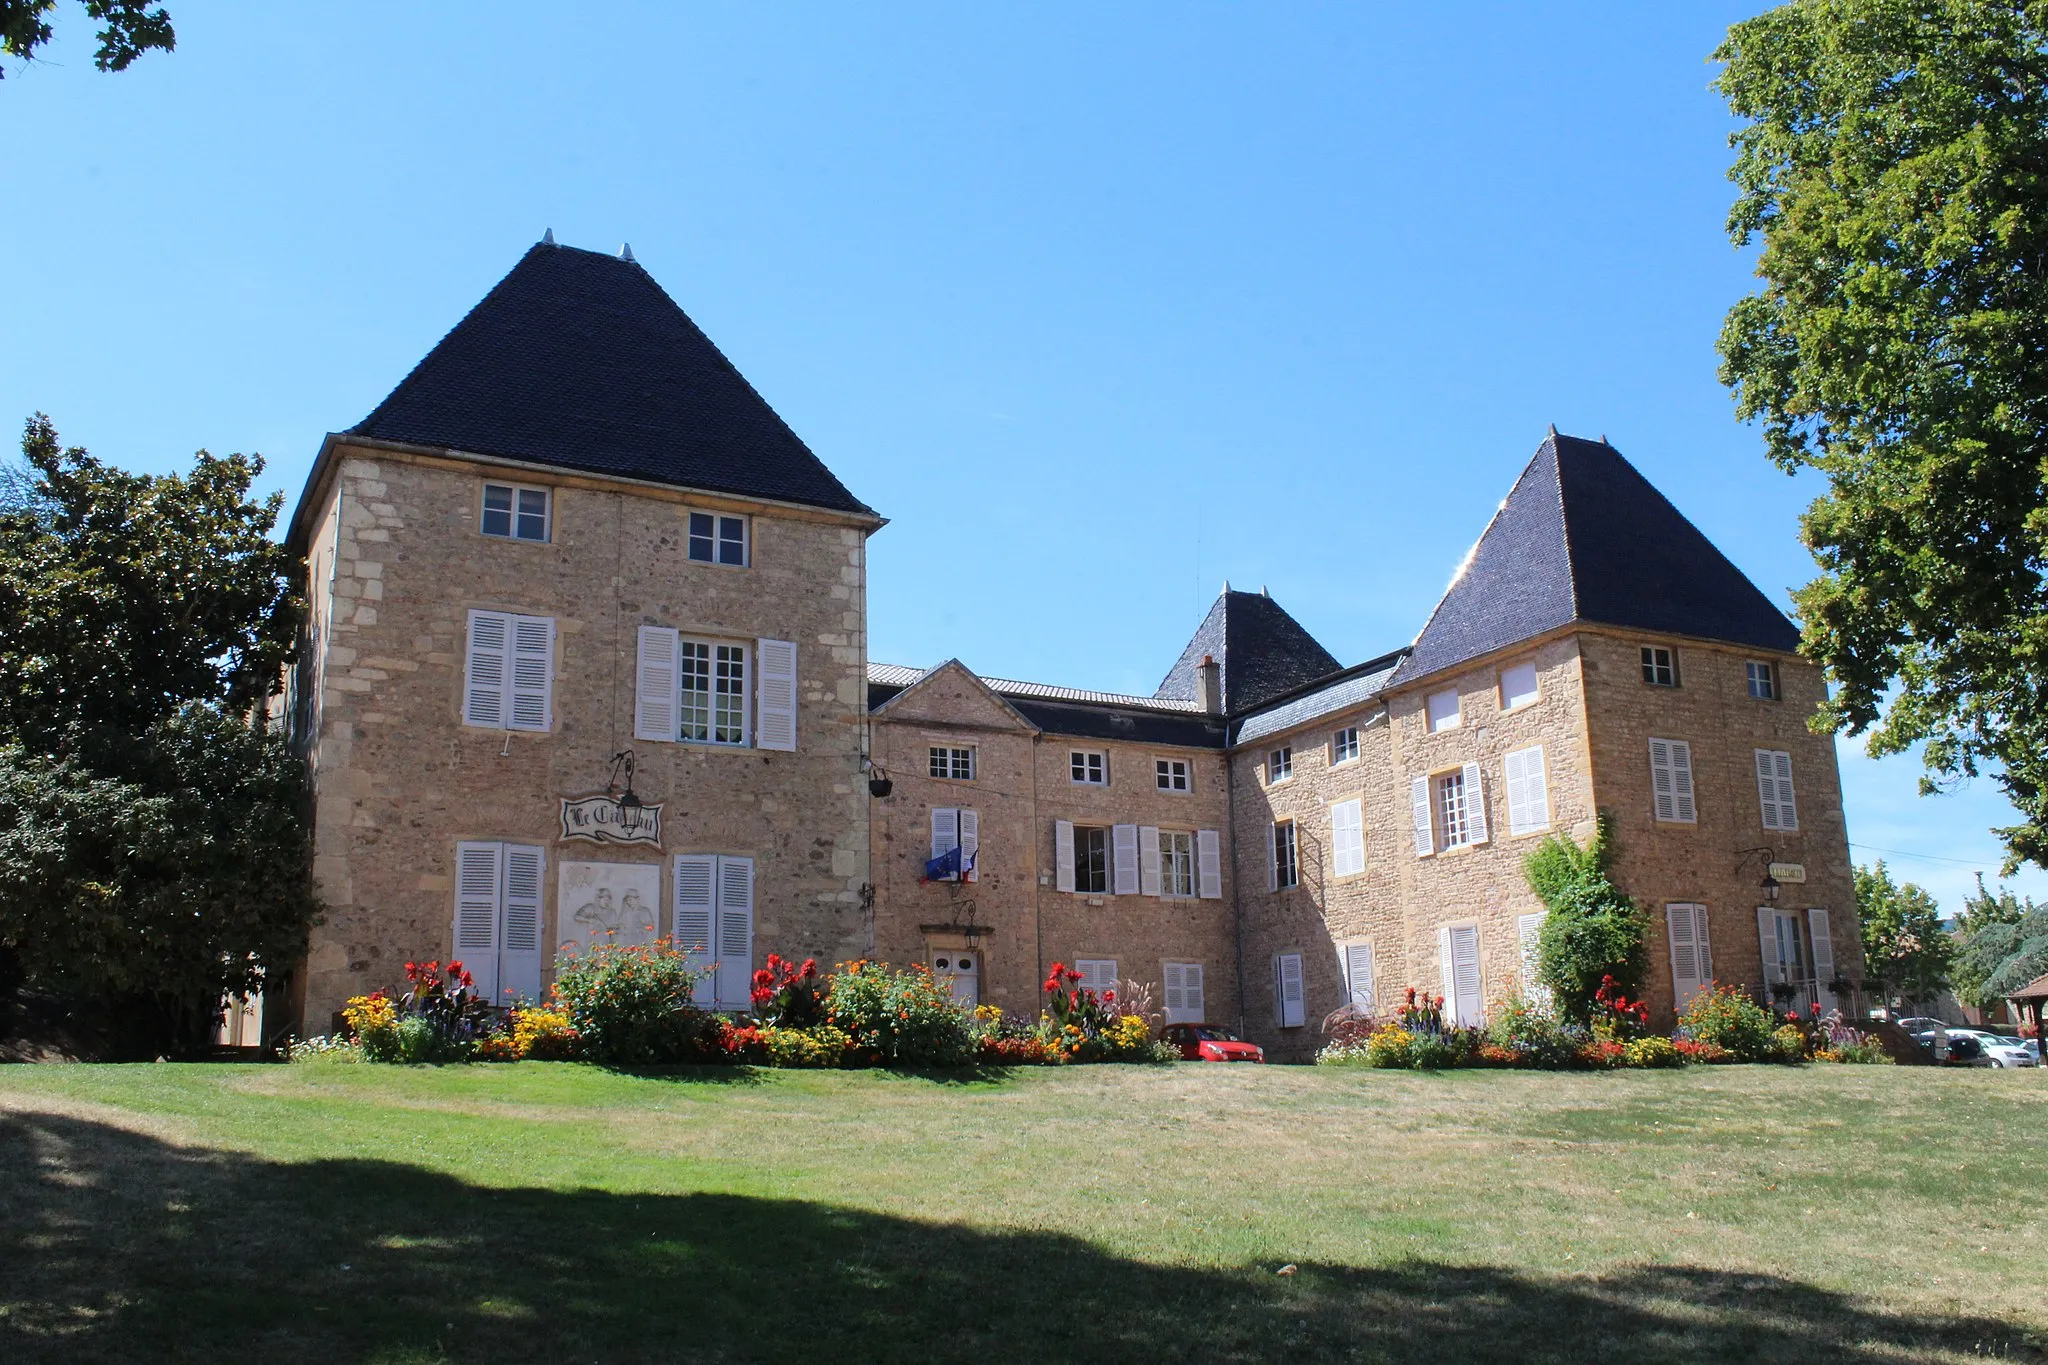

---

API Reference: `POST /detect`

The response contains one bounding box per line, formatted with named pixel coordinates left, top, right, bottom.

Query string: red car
left=1162, top=1023, right=1265, bottom=1062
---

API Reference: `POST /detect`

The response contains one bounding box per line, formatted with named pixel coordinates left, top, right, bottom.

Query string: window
left=1331, top=798, right=1365, bottom=877
left=1273, top=953, right=1306, bottom=1028
left=1438, top=923, right=1483, bottom=1026
left=1070, top=750, right=1107, bottom=785
left=1500, top=661, right=1540, bottom=711
left=929, top=746, right=975, bottom=780
left=1155, top=758, right=1191, bottom=792
left=1648, top=738, right=1697, bottom=823
left=1409, top=762, right=1488, bottom=855
left=929, top=808, right=979, bottom=882
left=1267, top=747, right=1293, bottom=783
left=1426, top=689, right=1461, bottom=732
left=1436, top=769, right=1470, bottom=848
left=1160, top=830, right=1195, bottom=897
left=688, top=512, right=748, bottom=566
left=453, top=841, right=545, bottom=1005
left=1641, top=646, right=1679, bottom=687
left=681, top=640, right=748, bottom=744
left=1163, top=962, right=1206, bottom=1024
left=1072, top=825, right=1109, bottom=893
left=463, top=610, right=554, bottom=731
left=1503, top=744, right=1551, bottom=836
left=1760, top=906, right=1839, bottom=1014
left=673, top=853, right=756, bottom=1009
left=1340, top=942, right=1375, bottom=1010
left=1074, top=959, right=1118, bottom=995
left=1747, top=661, right=1777, bottom=701
left=481, top=484, right=549, bottom=542
left=1331, top=726, right=1359, bottom=765
left=1754, top=749, right=1798, bottom=831
left=1665, top=904, right=1712, bottom=1009
left=1272, top=821, right=1299, bottom=889
left=634, top=629, right=794, bottom=751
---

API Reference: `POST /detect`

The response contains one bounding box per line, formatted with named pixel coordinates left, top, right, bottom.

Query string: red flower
left=1102, top=989, right=1117, bottom=1004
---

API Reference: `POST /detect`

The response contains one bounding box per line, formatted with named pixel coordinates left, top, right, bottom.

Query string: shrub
left=477, top=1003, right=580, bottom=1061
left=826, top=960, right=975, bottom=1067
left=1677, top=983, right=1783, bottom=1062
left=749, top=954, right=827, bottom=1029
left=1624, top=1035, right=1684, bottom=1068
left=758, top=1024, right=853, bottom=1068
left=1485, top=991, right=1583, bottom=1069
left=1770, top=1024, right=1810, bottom=1063
left=1814, top=1038, right=1895, bottom=1064
left=1363, top=1024, right=1419, bottom=1068
left=552, top=939, right=720, bottom=1065
left=1577, top=1038, right=1628, bottom=1068
left=287, top=1033, right=361, bottom=1061
left=342, top=991, right=400, bottom=1062
left=1673, top=1037, right=1731, bottom=1064
left=1526, top=817, right=1651, bottom=1022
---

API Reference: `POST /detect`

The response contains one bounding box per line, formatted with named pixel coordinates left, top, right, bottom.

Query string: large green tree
left=1950, top=873, right=2044, bottom=1005
left=0, top=0, right=173, bottom=76
left=1854, top=860, right=1953, bottom=1007
left=0, top=416, right=311, bottom=1055
left=1715, top=2, right=2048, bottom=867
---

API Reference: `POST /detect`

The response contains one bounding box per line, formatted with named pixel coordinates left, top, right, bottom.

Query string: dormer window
left=1641, top=646, right=1679, bottom=687
left=689, top=512, right=748, bottom=566
left=482, top=484, right=549, bottom=542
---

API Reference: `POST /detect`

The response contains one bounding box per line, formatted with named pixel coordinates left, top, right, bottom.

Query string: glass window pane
left=718, top=517, right=747, bottom=565
left=516, top=488, right=549, bottom=541
left=688, top=512, right=714, bottom=562
left=679, top=641, right=711, bottom=740
left=482, top=485, right=513, bottom=537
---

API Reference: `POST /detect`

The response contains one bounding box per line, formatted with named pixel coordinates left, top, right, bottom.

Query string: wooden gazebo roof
left=2007, top=971, right=2048, bottom=1003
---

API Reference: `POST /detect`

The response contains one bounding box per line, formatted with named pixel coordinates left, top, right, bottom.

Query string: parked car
left=1911, top=1029, right=2036, bottom=1067
left=1894, top=1017, right=1947, bottom=1034
left=1161, top=1024, right=1265, bottom=1062
left=1963, top=1031, right=2038, bottom=1068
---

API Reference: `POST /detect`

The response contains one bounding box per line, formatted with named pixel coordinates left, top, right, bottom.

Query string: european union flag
left=921, top=846, right=976, bottom=883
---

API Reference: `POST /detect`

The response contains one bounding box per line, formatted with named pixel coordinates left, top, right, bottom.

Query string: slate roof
left=344, top=240, right=874, bottom=516
left=1233, top=649, right=1408, bottom=747
left=1155, top=589, right=1343, bottom=716
left=1390, top=432, right=1801, bottom=687
left=866, top=663, right=1226, bottom=748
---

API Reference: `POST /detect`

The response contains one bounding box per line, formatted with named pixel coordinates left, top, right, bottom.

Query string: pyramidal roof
left=1391, top=432, right=1800, bottom=686
left=345, top=240, right=874, bottom=516
left=1156, top=588, right=1342, bottom=715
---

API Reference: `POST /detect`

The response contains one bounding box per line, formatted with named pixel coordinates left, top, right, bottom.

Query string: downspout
left=1226, top=713, right=1246, bottom=1038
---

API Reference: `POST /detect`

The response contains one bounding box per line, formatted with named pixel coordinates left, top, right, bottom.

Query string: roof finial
left=620, top=242, right=636, bottom=263
left=542, top=227, right=556, bottom=246
left=1548, top=422, right=1558, bottom=438
left=1261, top=585, right=1270, bottom=597
left=1222, top=579, right=1232, bottom=593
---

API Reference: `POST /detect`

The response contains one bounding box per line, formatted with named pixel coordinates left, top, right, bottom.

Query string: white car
left=1944, top=1029, right=2037, bottom=1067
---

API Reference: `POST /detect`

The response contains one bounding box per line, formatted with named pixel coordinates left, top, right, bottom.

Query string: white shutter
left=1438, top=924, right=1457, bottom=1009
left=1343, top=943, right=1375, bottom=1010
left=1266, top=824, right=1279, bottom=891
left=715, top=855, right=755, bottom=1009
left=1650, top=739, right=1696, bottom=823
left=931, top=807, right=960, bottom=881
left=634, top=626, right=680, bottom=742
left=453, top=841, right=502, bottom=1003
left=1139, top=826, right=1162, bottom=897
left=1055, top=820, right=1076, bottom=893
left=1808, top=907, right=1836, bottom=1012
left=1197, top=829, right=1222, bottom=899
left=1461, top=761, right=1488, bottom=844
left=1517, top=911, right=1550, bottom=1007
left=1666, top=904, right=1708, bottom=1011
left=499, top=844, right=545, bottom=1004
left=755, top=638, right=798, bottom=752
left=959, top=808, right=979, bottom=883
left=1757, top=906, right=1784, bottom=988
left=1448, top=924, right=1482, bottom=1026
left=1275, top=953, right=1305, bottom=1028
left=1410, top=776, right=1434, bottom=857
left=1076, top=959, right=1117, bottom=995
left=673, top=854, right=718, bottom=1006
left=1506, top=746, right=1550, bottom=836
left=1163, top=963, right=1186, bottom=1016
left=1112, top=824, right=1140, bottom=895
left=1756, top=749, right=1797, bottom=831
left=1331, top=800, right=1364, bottom=877
left=1182, top=963, right=1206, bottom=1023
left=508, top=615, right=553, bottom=731
left=463, top=610, right=510, bottom=727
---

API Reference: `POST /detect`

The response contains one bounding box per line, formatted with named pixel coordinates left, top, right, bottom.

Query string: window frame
left=1425, top=688, right=1462, bottom=733
left=1155, top=757, right=1191, bottom=792
left=1640, top=645, right=1680, bottom=688
left=1267, top=746, right=1293, bottom=784
left=1070, top=749, right=1108, bottom=786
left=1330, top=797, right=1365, bottom=878
left=1330, top=726, right=1360, bottom=766
left=1073, top=825, right=1110, bottom=894
left=1272, top=820, right=1299, bottom=890
left=1499, top=660, right=1540, bottom=712
left=481, top=482, right=551, bottom=543
left=1746, top=660, right=1778, bottom=701
left=686, top=510, right=750, bottom=567
left=678, top=636, right=749, bottom=746
left=1435, top=768, right=1472, bottom=849
left=928, top=745, right=976, bottom=781
left=1159, top=829, right=1196, bottom=898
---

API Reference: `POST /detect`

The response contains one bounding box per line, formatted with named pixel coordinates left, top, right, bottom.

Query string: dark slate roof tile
left=1155, top=589, right=1343, bottom=715
left=347, top=241, right=874, bottom=516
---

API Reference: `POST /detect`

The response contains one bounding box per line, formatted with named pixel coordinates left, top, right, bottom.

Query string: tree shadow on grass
left=1, top=1110, right=2038, bottom=1365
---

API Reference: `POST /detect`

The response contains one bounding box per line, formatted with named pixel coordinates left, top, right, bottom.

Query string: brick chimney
left=1196, top=654, right=1221, bottom=714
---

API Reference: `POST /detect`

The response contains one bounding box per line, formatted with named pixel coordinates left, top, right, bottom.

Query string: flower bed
left=300, top=950, right=1175, bottom=1069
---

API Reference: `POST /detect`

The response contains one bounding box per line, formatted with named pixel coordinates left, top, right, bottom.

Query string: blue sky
left=4, top=1, right=2039, bottom=912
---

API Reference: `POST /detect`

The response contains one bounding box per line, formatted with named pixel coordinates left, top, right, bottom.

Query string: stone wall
left=295, top=444, right=875, bottom=1029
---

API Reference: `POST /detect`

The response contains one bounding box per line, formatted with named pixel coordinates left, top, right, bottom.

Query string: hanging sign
left=1769, top=862, right=1806, bottom=884
left=559, top=794, right=663, bottom=847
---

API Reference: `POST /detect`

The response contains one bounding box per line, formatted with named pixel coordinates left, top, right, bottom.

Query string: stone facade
left=288, top=443, right=877, bottom=1030
left=867, top=663, right=1238, bottom=1022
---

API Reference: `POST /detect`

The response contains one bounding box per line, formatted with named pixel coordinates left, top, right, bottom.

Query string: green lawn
left=3, top=1060, right=2044, bottom=1363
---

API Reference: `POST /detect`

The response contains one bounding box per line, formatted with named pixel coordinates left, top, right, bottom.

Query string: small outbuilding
left=2005, top=972, right=2048, bottom=1061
